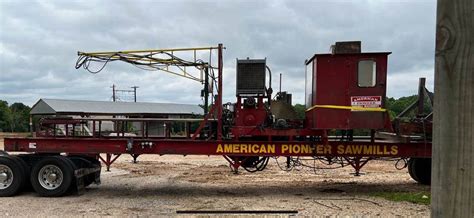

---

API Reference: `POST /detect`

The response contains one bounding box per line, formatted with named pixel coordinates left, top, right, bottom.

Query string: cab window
left=358, top=60, right=376, bottom=87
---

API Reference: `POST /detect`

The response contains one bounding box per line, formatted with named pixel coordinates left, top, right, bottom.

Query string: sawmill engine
left=228, top=58, right=300, bottom=138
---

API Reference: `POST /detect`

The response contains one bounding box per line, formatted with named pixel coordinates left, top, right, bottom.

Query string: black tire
left=9, top=156, right=30, bottom=190
left=0, top=156, right=25, bottom=197
left=407, top=158, right=419, bottom=182
left=17, top=156, right=34, bottom=192
left=30, top=156, right=74, bottom=197
left=408, top=158, right=431, bottom=185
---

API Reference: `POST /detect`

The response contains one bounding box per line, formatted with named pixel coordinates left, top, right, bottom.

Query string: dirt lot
left=0, top=141, right=430, bottom=217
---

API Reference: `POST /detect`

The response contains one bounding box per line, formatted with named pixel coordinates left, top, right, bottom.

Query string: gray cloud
left=0, top=0, right=436, bottom=106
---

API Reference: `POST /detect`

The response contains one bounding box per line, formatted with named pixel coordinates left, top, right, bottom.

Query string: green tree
left=385, top=95, right=432, bottom=120
left=293, top=104, right=306, bottom=120
left=0, top=100, right=11, bottom=131
left=9, top=102, right=30, bottom=132
left=0, top=100, right=31, bottom=132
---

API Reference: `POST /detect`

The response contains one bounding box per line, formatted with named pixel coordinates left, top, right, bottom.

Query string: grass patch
left=370, top=191, right=430, bottom=205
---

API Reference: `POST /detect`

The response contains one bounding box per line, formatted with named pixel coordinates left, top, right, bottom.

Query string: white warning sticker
left=351, top=96, right=382, bottom=108
left=28, top=142, right=37, bottom=149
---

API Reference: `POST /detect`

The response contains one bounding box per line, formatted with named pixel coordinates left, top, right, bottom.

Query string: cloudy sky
left=0, top=0, right=436, bottom=106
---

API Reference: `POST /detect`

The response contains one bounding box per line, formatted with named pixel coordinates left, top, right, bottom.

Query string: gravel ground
left=0, top=151, right=430, bottom=217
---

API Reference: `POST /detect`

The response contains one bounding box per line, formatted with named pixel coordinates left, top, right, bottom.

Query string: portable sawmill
left=1, top=41, right=432, bottom=197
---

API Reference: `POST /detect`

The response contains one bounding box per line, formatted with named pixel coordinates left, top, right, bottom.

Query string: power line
left=111, top=84, right=139, bottom=102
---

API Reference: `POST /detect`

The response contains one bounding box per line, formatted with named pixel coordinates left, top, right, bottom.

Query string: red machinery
left=1, top=42, right=432, bottom=197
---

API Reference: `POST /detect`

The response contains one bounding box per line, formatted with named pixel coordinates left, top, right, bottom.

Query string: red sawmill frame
left=4, top=137, right=431, bottom=158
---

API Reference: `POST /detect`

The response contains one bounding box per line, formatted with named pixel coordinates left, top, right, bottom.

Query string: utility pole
left=131, top=86, right=139, bottom=102
left=432, top=0, right=473, bottom=217
left=111, top=84, right=116, bottom=102
left=279, top=73, right=282, bottom=94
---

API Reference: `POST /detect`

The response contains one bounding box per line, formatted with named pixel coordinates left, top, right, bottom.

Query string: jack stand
left=345, top=157, right=371, bottom=177
left=223, top=155, right=243, bottom=174
left=99, top=153, right=121, bottom=171
left=131, top=154, right=140, bottom=163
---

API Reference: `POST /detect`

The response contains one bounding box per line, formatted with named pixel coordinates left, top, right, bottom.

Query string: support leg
left=345, top=157, right=371, bottom=176
left=223, top=156, right=242, bottom=174
left=99, top=153, right=122, bottom=172
left=131, top=154, right=140, bottom=163
left=105, top=153, right=111, bottom=171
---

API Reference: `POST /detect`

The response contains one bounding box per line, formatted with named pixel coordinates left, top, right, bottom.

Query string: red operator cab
left=305, top=41, right=392, bottom=130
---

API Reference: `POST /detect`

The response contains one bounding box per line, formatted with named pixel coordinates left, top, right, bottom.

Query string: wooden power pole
left=432, top=0, right=473, bottom=217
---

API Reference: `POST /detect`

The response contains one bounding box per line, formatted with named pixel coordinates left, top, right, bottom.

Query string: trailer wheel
left=408, top=158, right=431, bottom=185
left=0, top=156, right=25, bottom=197
left=10, top=156, right=30, bottom=190
left=30, top=156, right=74, bottom=197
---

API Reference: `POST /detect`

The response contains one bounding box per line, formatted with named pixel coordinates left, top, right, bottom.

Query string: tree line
left=0, top=100, right=30, bottom=132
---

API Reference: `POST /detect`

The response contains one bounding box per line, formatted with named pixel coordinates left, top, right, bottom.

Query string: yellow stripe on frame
left=306, top=105, right=387, bottom=112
